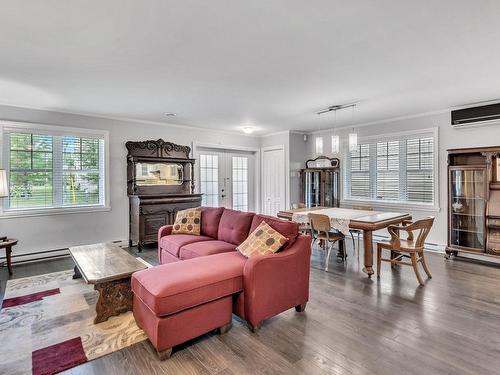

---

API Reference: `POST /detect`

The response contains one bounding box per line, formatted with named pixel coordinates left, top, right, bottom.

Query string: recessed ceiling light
left=242, top=126, right=255, bottom=134
left=164, top=112, right=177, bottom=117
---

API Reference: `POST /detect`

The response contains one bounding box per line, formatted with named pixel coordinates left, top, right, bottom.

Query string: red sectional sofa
left=132, top=207, right=311, bottom=359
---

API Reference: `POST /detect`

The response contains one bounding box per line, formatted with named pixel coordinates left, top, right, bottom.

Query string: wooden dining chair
left=308, top=213, right=345, bottom=270
left=349, top=204, right=373, bottom=257
left=376, top=217, right=435, bottom=286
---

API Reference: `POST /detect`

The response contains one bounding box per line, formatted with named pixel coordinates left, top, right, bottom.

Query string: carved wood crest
left=126, top=139, right=191, bottom=158
left=305, top=155, right=340, bottom=169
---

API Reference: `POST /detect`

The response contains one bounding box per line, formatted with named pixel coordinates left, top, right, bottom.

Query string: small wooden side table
left=0, top=238, right=17, bottom=276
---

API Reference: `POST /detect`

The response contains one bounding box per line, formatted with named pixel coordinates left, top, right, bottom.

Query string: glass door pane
left=232, top=156, right=249, bottom=211
left=304, top=171, right=321, bottom=207
left=450, top=169, right=485, bottom=250
left=199, top=154, right=219, bottom=207
left=323, top=171, right=339, bottom=207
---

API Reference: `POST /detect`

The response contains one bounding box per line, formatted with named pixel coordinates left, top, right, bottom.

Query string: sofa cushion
left=160, top=234, right=213, bottom=257
left=250, top=214, right=299, bottom=249
left=201, top=207, right=225, bottom=238
left=131, top=252, right=246, bottom=316
left=179, top=240, right=237, bottom=260
left=237, top=221, right=288, bottom=257
left=217, top=209, right=254, bottom=245
left=172, top=208, right=202, bottom=235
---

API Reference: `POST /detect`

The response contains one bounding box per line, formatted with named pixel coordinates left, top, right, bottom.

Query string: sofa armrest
left=158, top=225, right=173, bottom=260
left=242, top=235, right=311, bottom=327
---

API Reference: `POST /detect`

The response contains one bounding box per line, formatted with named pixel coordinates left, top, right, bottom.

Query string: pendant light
left=348, top=132, right=358, bottom=152
left=331, top=110, right=339, bottom=154
left=348, top=105, right=358, bottom=152
left=315, top=136, right=323, bottom=155
left=316, top=102, right=358, bottom=152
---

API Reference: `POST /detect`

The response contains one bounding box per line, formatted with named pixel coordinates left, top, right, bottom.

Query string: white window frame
left=0, top=121, right=110, bottom=218
left=342, top=127, right=439, bottom=212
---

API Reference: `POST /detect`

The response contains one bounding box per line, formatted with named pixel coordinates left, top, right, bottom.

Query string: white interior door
left=198, top=149, right=255, bottom=211
left=262, top=146, right=286, bottom=216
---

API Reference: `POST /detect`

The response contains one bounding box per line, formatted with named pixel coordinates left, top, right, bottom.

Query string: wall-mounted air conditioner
left=451, top=103, right=500, bottom=128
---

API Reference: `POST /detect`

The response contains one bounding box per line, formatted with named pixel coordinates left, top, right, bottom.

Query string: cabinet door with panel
left=448, top=166, right=487, bottom=252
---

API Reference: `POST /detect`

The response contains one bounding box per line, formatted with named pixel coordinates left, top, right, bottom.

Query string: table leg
left=94, top=278, right=133, bottom=324
left=72, top=265, right=82, bottom=279
left=362, top=230, right=374, bottom=277
left=337, top=238, right=345, bottom=260
left=6, top=246, right=12, bottom=276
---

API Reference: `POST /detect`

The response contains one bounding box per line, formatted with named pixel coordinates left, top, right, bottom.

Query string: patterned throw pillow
left=172, top=208, right=201, bottom=235
left=237, top=221, right=288, bottom=257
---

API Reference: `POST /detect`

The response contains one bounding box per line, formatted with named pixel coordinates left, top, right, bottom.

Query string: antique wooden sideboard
left=127, top=139, right=202, bottom=250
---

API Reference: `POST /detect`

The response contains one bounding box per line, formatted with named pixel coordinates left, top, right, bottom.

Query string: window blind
left=5, top=129, right=106, bottom=210
left=376, top=141, right=399, bottom=200
left=345, top=133, right=435, bottom=205
left=349, top=144, right=370, bottom=199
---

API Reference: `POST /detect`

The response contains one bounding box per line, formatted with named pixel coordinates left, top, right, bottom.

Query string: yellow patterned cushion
left=237, top=221, right=288, bottom=257
left=172, top=208, right=201, bottom=235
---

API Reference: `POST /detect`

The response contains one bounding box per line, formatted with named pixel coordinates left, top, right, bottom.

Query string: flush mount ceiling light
left=164, top=112, right=177, bottom=117
left=242, top=126, right=256, bottom=134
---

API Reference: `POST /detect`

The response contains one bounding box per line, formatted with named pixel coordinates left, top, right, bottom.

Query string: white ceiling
left=1, top=0, right=500, bottom=135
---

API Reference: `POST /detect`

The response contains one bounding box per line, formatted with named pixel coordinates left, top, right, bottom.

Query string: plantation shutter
left=376, top=141, right=400, bottom=200
left=345, top=132, right=435, bottom=205
left=348, top=143, right=371, bottom=199
left=4, top=127, right=106, bottom=210
left=406, top=137, right=434, bottom=203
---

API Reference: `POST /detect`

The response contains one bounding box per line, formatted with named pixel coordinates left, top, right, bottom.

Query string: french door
left=198, top=149, right=255, bottom=211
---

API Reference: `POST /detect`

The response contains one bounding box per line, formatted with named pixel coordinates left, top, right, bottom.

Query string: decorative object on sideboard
left=127, top=140, right=202, bottom=251
left=300, top=156, right=340, bottom=208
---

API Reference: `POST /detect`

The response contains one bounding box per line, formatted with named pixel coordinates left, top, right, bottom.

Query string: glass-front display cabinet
left=300, top=156, right=340, bottom=208
left=447, top=146, right=500, bottom=260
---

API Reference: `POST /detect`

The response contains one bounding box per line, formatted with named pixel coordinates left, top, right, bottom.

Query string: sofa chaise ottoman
left=133, top=207, right=311, bottom=359
left=131, top=251, right=245, bottom=359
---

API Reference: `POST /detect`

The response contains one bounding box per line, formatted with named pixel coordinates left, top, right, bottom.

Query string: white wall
left=289, top=132, right=309, bottom=205
left=0, top=104, right=259, bottom=260
left=306, top=111, right=500, bottom=247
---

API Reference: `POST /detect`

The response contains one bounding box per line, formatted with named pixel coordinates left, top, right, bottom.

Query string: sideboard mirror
left=135, top=162, right=184, bottom=186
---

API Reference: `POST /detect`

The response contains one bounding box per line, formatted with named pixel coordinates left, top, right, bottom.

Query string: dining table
left=277, top=206, right=412, bottom=277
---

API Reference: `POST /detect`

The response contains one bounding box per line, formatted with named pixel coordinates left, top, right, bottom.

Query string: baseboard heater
left=0, top=240, right=127, bottom=265
left=0, top=247, right=70, bottom=265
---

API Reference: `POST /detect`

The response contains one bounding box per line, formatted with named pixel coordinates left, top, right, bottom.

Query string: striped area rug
left=0, top=264, right=150, bottom=375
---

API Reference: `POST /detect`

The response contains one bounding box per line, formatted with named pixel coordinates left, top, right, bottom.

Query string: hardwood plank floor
left=2, top=242, right=500, bottom=374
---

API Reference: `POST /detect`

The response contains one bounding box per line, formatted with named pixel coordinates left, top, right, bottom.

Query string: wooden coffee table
left=69, top=242, right=148, bottom=324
